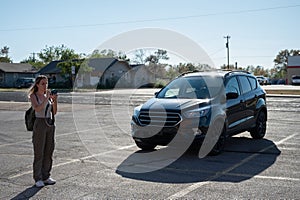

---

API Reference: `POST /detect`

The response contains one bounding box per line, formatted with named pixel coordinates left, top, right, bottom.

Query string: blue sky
left=1, top=0, right=300, bottom=69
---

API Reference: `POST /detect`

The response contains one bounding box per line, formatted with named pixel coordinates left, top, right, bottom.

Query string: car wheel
left=208, top=121, right=226, bottom=156
left=208, top=122, right=226, bottom=156
left=250, top=111, right=266, bottom=139
left=135, top=140, right=156, bottom=150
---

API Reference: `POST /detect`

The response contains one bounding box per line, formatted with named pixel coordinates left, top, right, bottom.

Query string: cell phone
left=51, top=89, right=58, bottom=95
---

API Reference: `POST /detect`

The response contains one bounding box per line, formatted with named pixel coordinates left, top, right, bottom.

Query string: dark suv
left=131, top=70, right=267, bottom=155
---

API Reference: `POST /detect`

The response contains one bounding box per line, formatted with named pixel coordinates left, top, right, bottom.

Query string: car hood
left=141, top=98, right=211, bottom=111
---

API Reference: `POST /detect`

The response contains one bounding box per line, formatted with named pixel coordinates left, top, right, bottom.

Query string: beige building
left=287, top=56, right=300, bottom=85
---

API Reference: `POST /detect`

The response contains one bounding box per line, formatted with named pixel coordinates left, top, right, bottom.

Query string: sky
left=1, top=0, right=300, bottom=69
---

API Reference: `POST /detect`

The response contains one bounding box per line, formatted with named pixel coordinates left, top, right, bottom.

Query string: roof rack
left=223, top=70, right=251, bottom=76
left=176, top=69, right=223, bottom=78
left=176, top=70, right=202, bottom=78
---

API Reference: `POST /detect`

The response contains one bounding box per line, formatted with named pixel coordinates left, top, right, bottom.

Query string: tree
left=21, top=54, right=44, bottom=69
left=20, top=58, right=44, bottom=69
left=273, top=49, right=300, bottom=78
left=38, top=44, right=82, bottom=64
left=1, top=46, right=9, bottom=57
left=90, top=49, right=130, bottom=62
left=57, top=59, right=91, bottom=75
left=0, top=46, right=12, bottom=63
left=132, top=49, right=146, bottom=64
left=145, top=49, right=169, bottom=64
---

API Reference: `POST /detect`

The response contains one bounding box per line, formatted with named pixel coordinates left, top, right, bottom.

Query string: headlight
left=184, top=106, right=210, bottom=118
left=133, top=105, right=142, bottom=117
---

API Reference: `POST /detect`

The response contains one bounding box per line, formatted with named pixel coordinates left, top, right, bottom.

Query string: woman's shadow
left=116, top=137, right=281, bottom=183
left=11, top=186, right=41, bottom=200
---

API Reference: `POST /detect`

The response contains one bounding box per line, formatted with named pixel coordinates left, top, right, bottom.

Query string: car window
left=165, top=88, right=179, bottom=97
left=248, top=77, right=257, bottom=90
left=238, top=76, right=252, bottom=94
left=225, top=77, right=240, bottom=95
left=157, top=76, right=222, bottom=99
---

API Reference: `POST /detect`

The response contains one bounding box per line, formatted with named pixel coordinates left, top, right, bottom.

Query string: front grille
left=138, top=110, right=182, bottom=127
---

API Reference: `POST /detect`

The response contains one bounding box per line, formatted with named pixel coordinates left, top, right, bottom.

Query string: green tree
left=145, top=49, right=169, bottom=64
left=90, top=49, right=129, bottom=62
left=57, top=59, right=91, bottom=75
left=145, top=49, right=169, bottom=80
left=0, top=46, right=12, bottom=63
left=273, top=49, right=300, bottom=78
left=132, top=49, right=146, bottom=64
left=38, top=44, right=82, bottom=63
left=21, top=55, right=44, bottom=69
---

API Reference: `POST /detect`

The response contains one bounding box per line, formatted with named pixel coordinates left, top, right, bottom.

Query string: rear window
left=238, top=76, right=252, bottom=94
left=248, top=77, right=257, bottom=90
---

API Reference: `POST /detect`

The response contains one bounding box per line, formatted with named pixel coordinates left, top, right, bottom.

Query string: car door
left=225, top=76, right=246, bottom=134
left=237, top=75, right=257, bottom=128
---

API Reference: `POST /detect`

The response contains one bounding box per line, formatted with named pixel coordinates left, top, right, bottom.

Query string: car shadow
left=11, top=185, right=41, bottom=200
left=116, top=137, right=281, bottom=183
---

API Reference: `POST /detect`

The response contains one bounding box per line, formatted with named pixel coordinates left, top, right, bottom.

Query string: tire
left=135, top=140, right=156, bottom=150
left=250, top=111, right=267, bottom=139
left=209, top=125, right=226, bottom=156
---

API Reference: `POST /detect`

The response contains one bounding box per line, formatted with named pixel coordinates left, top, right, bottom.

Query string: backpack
left=25, top=106, right=36, bottom=131
left=25, top=93, right=39, bottom=131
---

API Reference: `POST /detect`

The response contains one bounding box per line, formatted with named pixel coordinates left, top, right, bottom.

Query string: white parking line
left=8, top=144, right=135, bottom=179
left=167, top=133, right=299, bottom=199
left=0, top=127, right=100, bottom=148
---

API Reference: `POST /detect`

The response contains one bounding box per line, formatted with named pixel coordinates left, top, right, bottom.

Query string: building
left=0, top=62, right=37, bottom=87
left=39, top=58, right=155, bottom=89
left=287, top=56, right=300, bottom=85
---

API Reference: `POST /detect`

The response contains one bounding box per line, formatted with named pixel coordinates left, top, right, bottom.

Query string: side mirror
left=226, top=92, right=239, bottom=99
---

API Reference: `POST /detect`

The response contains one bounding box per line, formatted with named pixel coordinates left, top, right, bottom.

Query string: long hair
left=28, top=75, right=48, bottom=97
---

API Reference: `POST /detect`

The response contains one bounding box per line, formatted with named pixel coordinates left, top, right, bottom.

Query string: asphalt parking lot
left=0, top=89, right=299, bottom=199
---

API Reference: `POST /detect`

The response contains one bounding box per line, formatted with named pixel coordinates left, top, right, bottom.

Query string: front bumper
left=131, top=116, right=209, bottom=146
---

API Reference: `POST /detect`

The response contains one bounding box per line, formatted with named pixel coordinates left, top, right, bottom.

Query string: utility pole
left=224, top=35, right=230, bottom=69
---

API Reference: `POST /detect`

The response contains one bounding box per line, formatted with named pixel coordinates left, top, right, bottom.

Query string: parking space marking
left=8, top=144, right=135, bottom=179
left=226, top=172, right=300, bottom=182
left=167, top=133, right=299, bottom=199
left=0, top=127, right=101, bottom=148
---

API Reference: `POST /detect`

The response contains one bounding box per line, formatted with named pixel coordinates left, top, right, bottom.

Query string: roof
left=38, top=60, right=63, bottom=74
left=0, top=62, right=36, bottom=73
left=86, top=58, right=118, bottom=72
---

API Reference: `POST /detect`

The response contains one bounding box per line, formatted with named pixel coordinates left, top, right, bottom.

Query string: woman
left=28, top=75, right=58, bottom=188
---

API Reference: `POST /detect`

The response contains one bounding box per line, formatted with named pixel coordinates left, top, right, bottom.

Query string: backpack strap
left=34, top=93, right=39, bottom=103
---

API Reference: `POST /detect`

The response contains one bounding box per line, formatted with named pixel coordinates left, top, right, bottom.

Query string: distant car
left=255, top=76, right=269, bottom=85
left=291, top=75, right=300, bottom=85
left=15, top=78, right=35, bottom=88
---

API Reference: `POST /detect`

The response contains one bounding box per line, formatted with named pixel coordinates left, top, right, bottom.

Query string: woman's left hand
left=50, top=94, right=58, bottom=103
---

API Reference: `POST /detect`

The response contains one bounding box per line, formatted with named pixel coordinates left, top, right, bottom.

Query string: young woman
left=28, top=75, right=58, bottom=188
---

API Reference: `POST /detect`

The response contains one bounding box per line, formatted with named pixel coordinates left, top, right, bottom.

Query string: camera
left=51, top=89, right=58, bottom=95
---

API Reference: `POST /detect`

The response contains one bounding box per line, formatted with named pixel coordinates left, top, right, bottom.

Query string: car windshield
left=157, top=76, right=224, bottom=99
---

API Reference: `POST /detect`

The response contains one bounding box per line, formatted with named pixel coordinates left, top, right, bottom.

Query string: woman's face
left=37, top=78, right=48, bottom=93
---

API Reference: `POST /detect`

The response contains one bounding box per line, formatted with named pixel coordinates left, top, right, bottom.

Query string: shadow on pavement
left=11, top=186, right=41, bottom=200
left=116, top=137, right=281, bottom=183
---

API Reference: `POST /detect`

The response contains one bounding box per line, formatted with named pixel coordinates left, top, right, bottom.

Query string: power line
left=1, top=4, right=300, bottom=32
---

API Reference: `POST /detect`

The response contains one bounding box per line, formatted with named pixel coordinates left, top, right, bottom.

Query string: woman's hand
left=50, top=93, right=58, bottom=103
